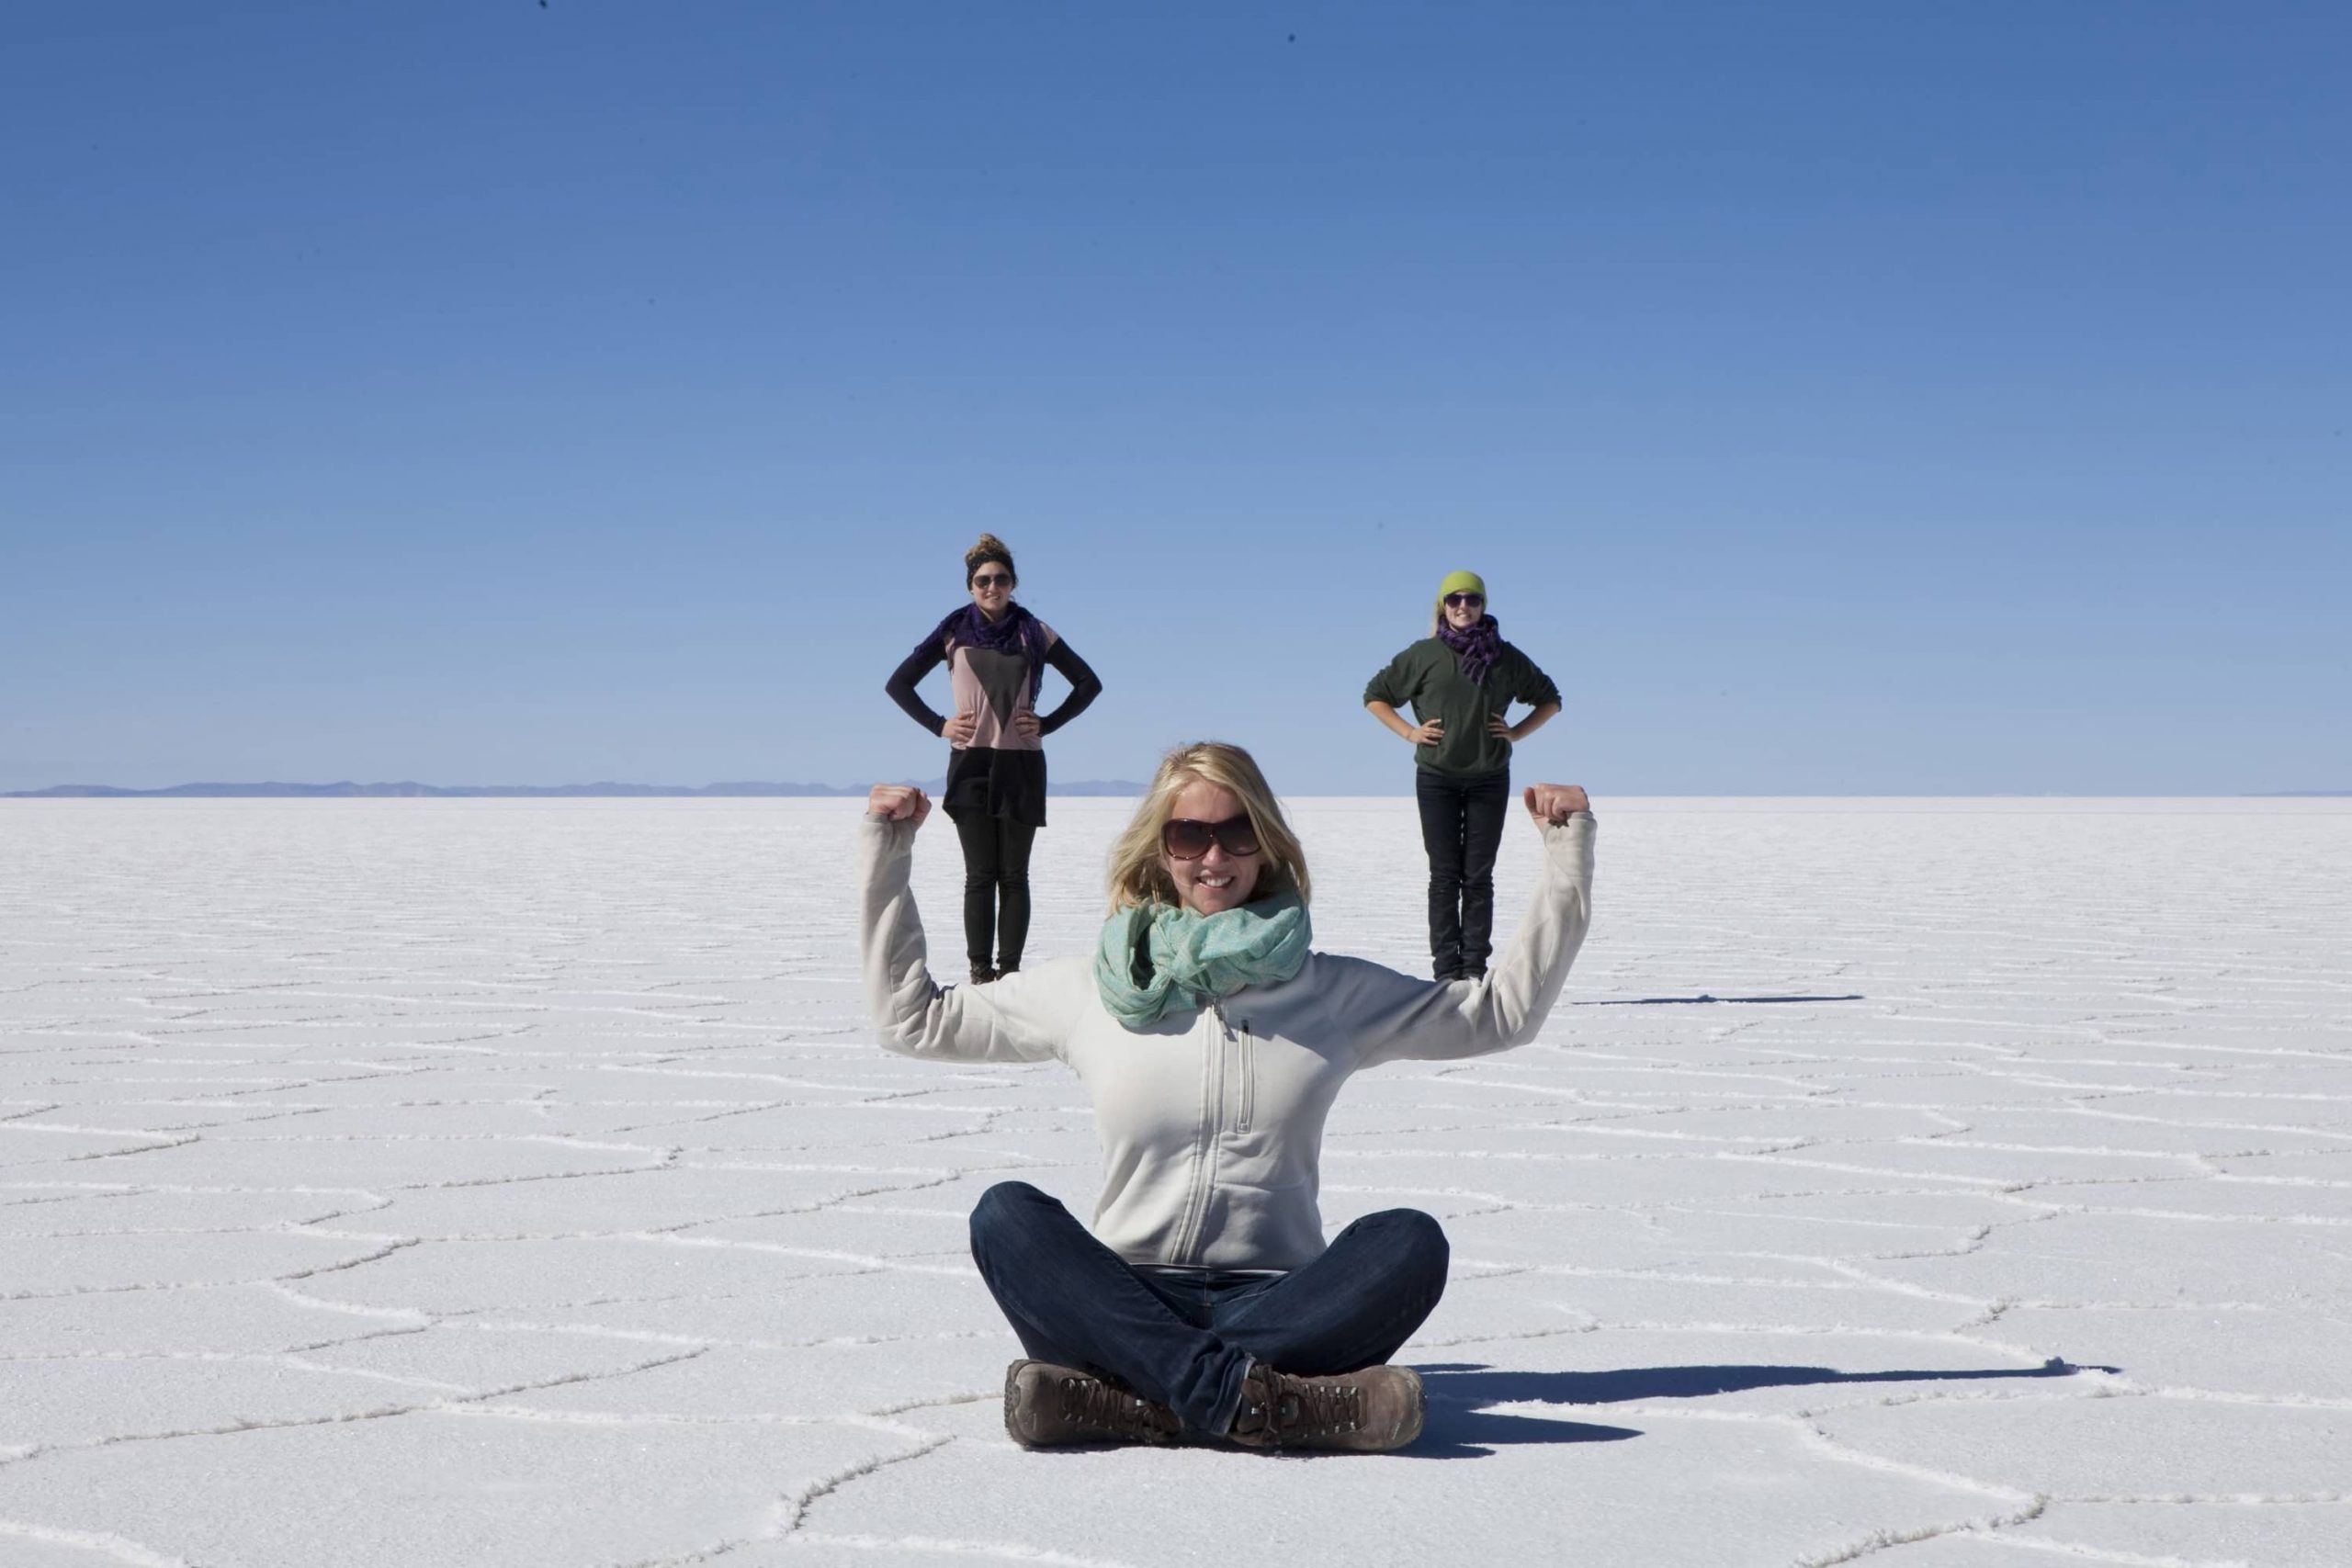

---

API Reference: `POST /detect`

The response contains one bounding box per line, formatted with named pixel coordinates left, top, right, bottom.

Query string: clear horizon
left=6, top=779, right=2347, bottom=802
left=5, top=4, right=2346, bottom=795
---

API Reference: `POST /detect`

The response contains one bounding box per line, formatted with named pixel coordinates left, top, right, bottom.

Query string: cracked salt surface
left=1, top=797, right=2346, bottom=1566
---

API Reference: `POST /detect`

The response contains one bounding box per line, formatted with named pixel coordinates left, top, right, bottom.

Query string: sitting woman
left=861, top=741, right=1594, bottom=1451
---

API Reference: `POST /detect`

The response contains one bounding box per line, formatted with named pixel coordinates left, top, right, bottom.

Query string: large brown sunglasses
left=1160, top=815, right=1261, bottom=861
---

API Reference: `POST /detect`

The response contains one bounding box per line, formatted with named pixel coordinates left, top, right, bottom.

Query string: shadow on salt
left=1404, top=1355, right=2112, bottom=1459
left=1572, top=993, right=1867, bottom=1006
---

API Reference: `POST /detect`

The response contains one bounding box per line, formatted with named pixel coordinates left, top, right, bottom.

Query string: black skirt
left=944, top=746, right=1048, bottom=829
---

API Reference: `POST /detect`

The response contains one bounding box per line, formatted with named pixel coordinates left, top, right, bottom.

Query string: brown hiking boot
left=1225, top=1362, right=1425, bottom=1452
left=1003, top=1360, right=1181, bottom=1448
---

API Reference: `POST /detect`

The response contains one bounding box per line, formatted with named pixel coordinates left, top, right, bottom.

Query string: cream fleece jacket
left=859, top=810, right=1596, bottom=1271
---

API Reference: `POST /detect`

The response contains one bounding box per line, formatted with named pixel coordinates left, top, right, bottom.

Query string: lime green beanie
left=1437, top=570, right=1487, bottom=604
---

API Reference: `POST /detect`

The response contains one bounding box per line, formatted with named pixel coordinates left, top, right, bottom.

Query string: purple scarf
left=1439, top=614, right=1504, bottom=687
left=924, top=602, right=1049, bottom=676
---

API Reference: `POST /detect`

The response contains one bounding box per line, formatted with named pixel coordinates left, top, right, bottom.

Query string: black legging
left=954, top=811, right=1037, bottom=972
left=1415, top=768, right=1510, bottom=979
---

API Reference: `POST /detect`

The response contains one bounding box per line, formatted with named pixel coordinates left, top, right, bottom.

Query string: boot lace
left=1268, top=1375, right=1363, bottom=1441
left=1058, top=1372, right=1173, bottom=1441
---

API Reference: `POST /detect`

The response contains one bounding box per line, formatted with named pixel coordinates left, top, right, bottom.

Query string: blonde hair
left=1106, top=742, right=1312, bottom=913
left=965, top=533, right=1015, bottom=585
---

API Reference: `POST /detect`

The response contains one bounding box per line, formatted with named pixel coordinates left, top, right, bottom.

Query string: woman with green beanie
left=1363, top=570, right=1562, bottom=979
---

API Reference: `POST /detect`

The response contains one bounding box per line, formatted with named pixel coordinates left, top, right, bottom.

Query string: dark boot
left=968, top=964, right=998, bottom=986
left=1226, top=1362, right=1425, bottom=1452
left=1003, top=1360, right=1180, bottom=1448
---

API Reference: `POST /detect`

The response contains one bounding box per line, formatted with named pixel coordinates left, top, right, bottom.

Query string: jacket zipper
left=1176, top=1002, right=1227, bottom=1263
left=1236, top=1017, right=1254, bottom=1134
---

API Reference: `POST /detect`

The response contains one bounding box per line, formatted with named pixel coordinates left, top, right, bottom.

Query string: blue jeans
left=967, top=1180, right=1450, bottom=1436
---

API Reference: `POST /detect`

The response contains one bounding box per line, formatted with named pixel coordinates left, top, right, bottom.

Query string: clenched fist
left=867, top=784, right=932, bottom=827
left=1521, top=784, right=1590, bottom=825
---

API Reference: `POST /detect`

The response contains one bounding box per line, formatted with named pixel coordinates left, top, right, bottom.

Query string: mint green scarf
left=1093, top=893, right=1312, bottom=1029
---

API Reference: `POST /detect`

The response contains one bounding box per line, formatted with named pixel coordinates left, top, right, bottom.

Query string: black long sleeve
left=1037, top=639, right=1102, bottom=736
left=885, top=643, right=948, bottom=737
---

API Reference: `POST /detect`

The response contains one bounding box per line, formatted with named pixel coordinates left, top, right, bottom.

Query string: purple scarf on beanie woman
left=922, top=602, right=1050, bottom=677
left=1439, top=614, right=1504, bottom=686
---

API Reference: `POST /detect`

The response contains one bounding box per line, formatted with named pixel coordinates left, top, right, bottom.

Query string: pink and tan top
left=886, top=613, right=1103, bottom=826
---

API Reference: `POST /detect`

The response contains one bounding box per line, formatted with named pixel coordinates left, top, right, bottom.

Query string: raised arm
left=1343, top=786, right=1596, bottom=1066
left=860, top=786, right=1079, bottom=1063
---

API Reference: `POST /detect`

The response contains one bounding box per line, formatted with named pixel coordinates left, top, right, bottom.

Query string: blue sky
left=4, top=2, right=2345, bottom=795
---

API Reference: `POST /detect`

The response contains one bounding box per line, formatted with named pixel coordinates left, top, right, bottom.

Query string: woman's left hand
left=1012, top=712, right=1043, bottom=740
left=1487, top=714, right=1518, bottom=741
left=1522, top=784, right=1589, bottom=824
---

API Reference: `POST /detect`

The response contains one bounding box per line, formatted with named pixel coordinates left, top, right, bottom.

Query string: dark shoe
left=968, top=964, right=997, bottom=986
left=1003, top=1360, right=1180, bottom=1448
left=994, top=963, right=1020, bottom=980
left=1225, top=1362, right=1424, bottom=1452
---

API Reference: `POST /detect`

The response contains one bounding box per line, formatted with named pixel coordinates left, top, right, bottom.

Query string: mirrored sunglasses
left=1160, top=815, right=1261, bottom=861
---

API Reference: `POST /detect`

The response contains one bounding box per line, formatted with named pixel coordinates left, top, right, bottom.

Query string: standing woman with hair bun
left=885, top=535, right=1102, bottom=986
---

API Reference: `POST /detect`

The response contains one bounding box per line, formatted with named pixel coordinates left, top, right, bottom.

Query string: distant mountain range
left=4, top=780, right=1149, bottom=799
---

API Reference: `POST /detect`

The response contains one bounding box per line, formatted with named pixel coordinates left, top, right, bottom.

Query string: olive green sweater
left=1363, top=637, right=1561, bottom=779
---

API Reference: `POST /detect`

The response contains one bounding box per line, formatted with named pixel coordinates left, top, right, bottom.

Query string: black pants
left=953, top=811, right=1037, bottom=971
left=1415, top=768, right=1510, bottom=979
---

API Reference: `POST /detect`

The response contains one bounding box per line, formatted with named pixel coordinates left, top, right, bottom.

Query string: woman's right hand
left=867, top=784, right=932, bottom=827
left=1405, top=716, right=1444, bottom=746
left=942, top=710, right=979, bottom=746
